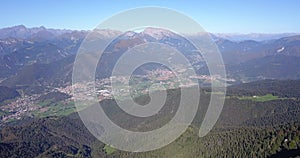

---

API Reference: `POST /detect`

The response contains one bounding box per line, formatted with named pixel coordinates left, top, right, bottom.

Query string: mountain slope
left=0, top=86, right=19, bottom=102
left=1, top=55, right=75, bottom=87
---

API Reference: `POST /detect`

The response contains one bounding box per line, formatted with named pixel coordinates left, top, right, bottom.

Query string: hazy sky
left=1, top=0, right=300, bottom=33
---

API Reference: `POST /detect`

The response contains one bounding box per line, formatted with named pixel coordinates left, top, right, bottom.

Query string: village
left=0, top=70, right=230, bottom=124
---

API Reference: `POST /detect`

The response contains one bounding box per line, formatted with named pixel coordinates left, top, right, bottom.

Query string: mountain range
left=0, top=25, right=300, bottom=87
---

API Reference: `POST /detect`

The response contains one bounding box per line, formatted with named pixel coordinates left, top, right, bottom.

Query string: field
left=235, top=94, right=283, bottom=102
left=34, top=101, right=75, bottom=117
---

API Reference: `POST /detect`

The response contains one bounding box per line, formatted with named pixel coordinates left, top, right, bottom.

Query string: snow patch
left=277, top=47, right=285, bottom=53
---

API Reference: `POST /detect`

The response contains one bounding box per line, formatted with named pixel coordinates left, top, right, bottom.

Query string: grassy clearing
left=34, top=101, right=75, bottom=117
left=237, top=94, right=282, bottom=102
left=104, top=145, right=116, bottom=155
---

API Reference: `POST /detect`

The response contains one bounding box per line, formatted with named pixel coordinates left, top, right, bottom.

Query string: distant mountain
left=267, top=35, right=300, bottom=57
left=216, top=35, right=300, bottom=64
left=0, top=30, right=86, bottom=79
left=216, top=39, right=265, bottom=64
left=0, top=26, right=300, bottom=86
left=0, top=25, right=75, bottom=40
left=214, top=33, right=300, bottom=41
left=96, top=27, right=204, bottom=78
left=222, top=35, right=300, bottom=81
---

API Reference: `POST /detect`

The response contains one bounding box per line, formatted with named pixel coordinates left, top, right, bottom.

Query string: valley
left=0, top=25, right=299, bottom=157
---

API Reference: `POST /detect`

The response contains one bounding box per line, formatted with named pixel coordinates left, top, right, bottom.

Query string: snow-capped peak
left=93, top=29, right=122, bottom=38
left=142, top=27, right=176, bottom=40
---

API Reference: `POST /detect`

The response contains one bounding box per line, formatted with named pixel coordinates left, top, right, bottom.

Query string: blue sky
left=1, top=0, right=300, bottom=33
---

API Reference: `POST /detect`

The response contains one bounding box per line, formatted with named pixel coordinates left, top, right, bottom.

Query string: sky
left=1, top=0, right=300, bottom=33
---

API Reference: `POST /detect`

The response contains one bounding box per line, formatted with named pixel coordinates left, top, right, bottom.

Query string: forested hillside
left=0, top=80, right=299, bottom=157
